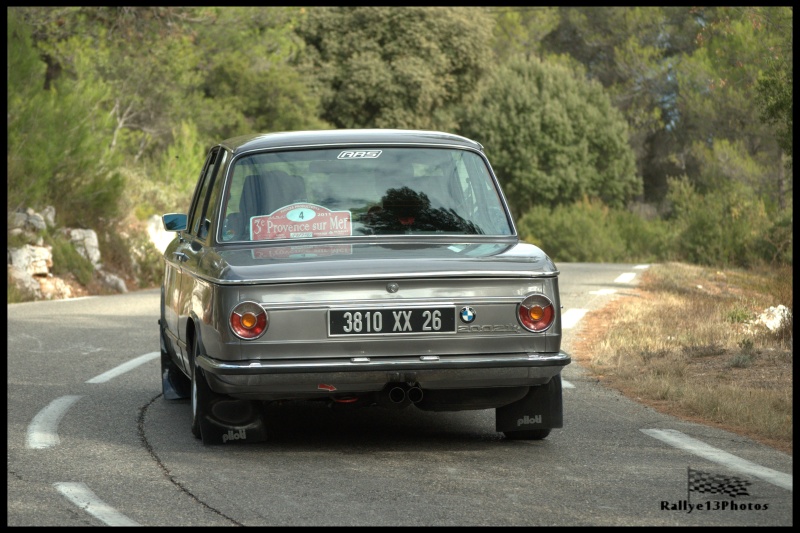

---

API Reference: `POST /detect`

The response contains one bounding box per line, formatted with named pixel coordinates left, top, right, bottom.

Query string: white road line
left=49, top=296, right=97, bottom=302
left=54, top=482, right=141, bottom=526
left=614, top=272, right=636, bottom=284
left=562, top=379, right=575, bottom=389
left=641, top=429, right=792, bottom=491
left=589, top=289, right=617, bottom=295
left=86, top=352, right=159, bottom=384
left=633, top=264, right=650, bottom=270
left=561, top=308, right=588, bottom=330
left=26, top=395, right=83, bottom=450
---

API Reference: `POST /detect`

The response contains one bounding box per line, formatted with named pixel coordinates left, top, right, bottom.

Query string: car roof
left=219, top=129, right=484, bottom=155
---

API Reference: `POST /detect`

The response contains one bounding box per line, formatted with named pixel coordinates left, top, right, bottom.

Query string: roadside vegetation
left=572, top=262, right=793, bottom=455
left=7, top=8, right=792, bottom=296
left=5, top=8, right=794, bottom=450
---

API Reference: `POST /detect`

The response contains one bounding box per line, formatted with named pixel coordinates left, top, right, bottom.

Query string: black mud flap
left=197, top=414, right=268, bottom=446
left=197, top=394, right=268, bottom=445
left=160, top=330, right=190, bottom=400
left=161, top=365, right=191, bottom=400
left=495, top=374, right=563, bottom=433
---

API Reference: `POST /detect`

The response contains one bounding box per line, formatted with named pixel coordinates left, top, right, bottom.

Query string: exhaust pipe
left=407, top=386, right=424, bottom=403
left=377, top=384, right=413, bottom=409
left=389, top=386, right=407, bottom=404
left=378, top=384, right=424, bottom=408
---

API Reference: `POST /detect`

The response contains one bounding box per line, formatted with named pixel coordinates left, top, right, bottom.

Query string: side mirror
left=162, top=213, right=188, bottom=232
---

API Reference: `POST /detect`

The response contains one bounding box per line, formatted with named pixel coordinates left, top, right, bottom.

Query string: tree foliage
left=193, top=7, right=329, bottom=139
left=535, top=7, right=791, bottom=211
left=6, top=6, right=793, bottom=277
left=751, top=7, right=793, bottom=162
left=666, top=176, right=775, bottom=268
left=295, top=7, right=494, bottom=131
left=7, top=8, right=124, bottom=227
left=671, top=7, right=790, bottom=212
left=490, top=6, right=560, bottom=62
left=459, top=56, right=640, bottom=216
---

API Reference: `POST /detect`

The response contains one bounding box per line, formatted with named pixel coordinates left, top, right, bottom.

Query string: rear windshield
left=218, top=147, right=513, bottom=242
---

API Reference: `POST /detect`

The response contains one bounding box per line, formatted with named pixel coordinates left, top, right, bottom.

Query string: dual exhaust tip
left=330, top=384, right=424, bottom=408
left=378, top=383, right=423, bottom=408
left=389, top=384, right=424, bottom=404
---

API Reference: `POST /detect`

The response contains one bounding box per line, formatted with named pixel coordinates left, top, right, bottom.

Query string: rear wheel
left=190, top=340, right=204, bottom=439
left=189, top=335, right=268, bottom=445
left=190, top=339, right=226, bottom=442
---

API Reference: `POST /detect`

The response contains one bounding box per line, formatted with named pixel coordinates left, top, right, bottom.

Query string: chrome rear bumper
left=198, top=351, right=570, bottom=400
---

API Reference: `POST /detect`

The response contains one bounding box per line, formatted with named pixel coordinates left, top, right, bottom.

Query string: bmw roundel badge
left=460, top=306, right=476, bottom=323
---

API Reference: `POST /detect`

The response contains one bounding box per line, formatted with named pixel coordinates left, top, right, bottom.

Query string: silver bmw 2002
left=159, top=129, right=570, bottom=445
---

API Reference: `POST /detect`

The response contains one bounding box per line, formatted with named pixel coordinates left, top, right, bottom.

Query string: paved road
left=6, top=263, right=792, bottom=526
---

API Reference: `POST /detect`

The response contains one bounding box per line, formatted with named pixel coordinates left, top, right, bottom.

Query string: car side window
left=198, top=150, right=228, bottom=241
left=187, top=148, right=222, bottom=241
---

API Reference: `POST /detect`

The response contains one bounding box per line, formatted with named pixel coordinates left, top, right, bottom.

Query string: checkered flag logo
left=688, top=468, right=751, bottom=498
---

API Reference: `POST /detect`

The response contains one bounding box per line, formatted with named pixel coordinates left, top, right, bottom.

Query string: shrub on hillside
left=45, top=232, right=94, bottom=286
left=98, top=224, right=165, bottom=290
left=666, top=177, right=775, bottom=268
left=517, top=198, right=627, bottom=263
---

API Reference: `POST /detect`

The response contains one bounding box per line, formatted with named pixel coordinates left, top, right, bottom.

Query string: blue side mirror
left=162, top=213, right=188, bottom=232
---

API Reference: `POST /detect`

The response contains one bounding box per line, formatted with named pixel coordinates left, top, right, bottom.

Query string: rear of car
left=159, top=129, right=570, bottom=444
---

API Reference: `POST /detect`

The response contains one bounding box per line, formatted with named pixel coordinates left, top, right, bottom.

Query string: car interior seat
left=239, top=171, right=308, bottom=230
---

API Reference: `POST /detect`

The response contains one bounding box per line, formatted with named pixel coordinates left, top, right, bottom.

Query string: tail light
left=230, top=301, right=268, bottom=339
left=517, top=294, right=555, bottom=332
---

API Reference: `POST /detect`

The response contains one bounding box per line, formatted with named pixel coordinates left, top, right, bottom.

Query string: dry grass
left=572, top=262, right=793, bottom=455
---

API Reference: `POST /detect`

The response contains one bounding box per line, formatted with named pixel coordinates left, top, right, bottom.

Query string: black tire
left=503, top=428, right=552, bottom=440
left=190, top=338, right=205, bottom=439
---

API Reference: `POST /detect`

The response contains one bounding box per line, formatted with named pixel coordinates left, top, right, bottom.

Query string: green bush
left=98, top=224, right=165, bottom=290
left=459, top=56, right=640, bottom=216
left=755, top=208, right=793, bottom=265
left=128, top=231, right=166, bottom=289
left=517, top=198, right=626, bottom=262
left=666, top=177, right=774, bottom=268
left=517, top=197, right=676, bottom=264
left=610, top=208, right=674, bottom=263
left=45, top=233, right=95, bottom=286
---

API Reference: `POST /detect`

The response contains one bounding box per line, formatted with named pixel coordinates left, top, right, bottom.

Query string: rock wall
left=7, top=207, right=129, bottom=300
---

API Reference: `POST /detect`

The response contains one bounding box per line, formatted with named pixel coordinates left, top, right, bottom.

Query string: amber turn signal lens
left=528, top=306, right=545, bottom=321
left=230, top=301, right=269, bottom=339
left=241, top=312, right=257, bottom=329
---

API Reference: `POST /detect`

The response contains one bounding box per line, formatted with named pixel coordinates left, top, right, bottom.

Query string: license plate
left=329, top=307, right=456, bottom=336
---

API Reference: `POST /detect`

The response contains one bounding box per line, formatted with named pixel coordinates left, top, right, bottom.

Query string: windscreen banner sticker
left=250, top=203, right=352, bottom=241
left=337, top=150, right=382, bottom=159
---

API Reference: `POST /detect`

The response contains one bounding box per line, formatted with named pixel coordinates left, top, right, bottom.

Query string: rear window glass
left=219, top=147, right=512, bottom=242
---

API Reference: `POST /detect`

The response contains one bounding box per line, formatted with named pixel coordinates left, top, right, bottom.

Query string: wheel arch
left=185, top=314, right=199, bottom=365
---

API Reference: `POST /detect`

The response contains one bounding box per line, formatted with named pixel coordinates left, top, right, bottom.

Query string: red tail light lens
left=517, top=294, right=555, bottom=332
left=230, top=301, right=268, bottom=339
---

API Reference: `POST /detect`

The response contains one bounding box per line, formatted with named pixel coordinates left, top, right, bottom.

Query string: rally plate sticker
left=250, top=203, right=351, bottom=241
